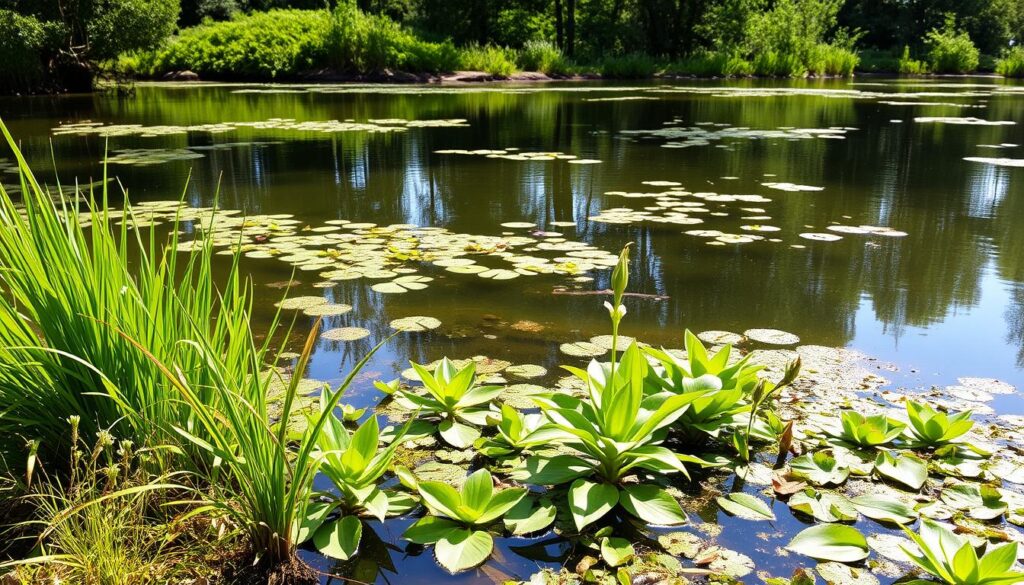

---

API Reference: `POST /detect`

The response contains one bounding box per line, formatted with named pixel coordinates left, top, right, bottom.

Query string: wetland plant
left=901, top=519, right=1024, bottom=585
left=404, top=468, right=527, bottom=573
left=831, top=411, right=907, bottom=448
left=474, top=403, right=561, bottom=458
left=905, top=400, right=974, bottom=447
left=393, top=358, right=503, bottom=448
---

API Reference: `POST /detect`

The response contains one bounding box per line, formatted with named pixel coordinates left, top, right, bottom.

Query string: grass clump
left=897, top=46, right=929, bottom=74
left=458, top=44, right=518, bottom=76
left=996, top=47, right=1024, bottom=77
left=666, top=51, right=752, bottom=77
left=516, top=40, right=569, bottom=75
left=600, top=53, right=659, bottom=78
left=925, top=15, right=979, bottom=74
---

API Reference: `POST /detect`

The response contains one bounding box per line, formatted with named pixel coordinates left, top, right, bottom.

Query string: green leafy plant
left=393, top=358, right=503, bottom=448
left=404, top=469, right=526, bottom=573
left=905, top=400, right=974, bottom=447
left=996, top=47, right=1024, bottom=78
left=831, top=411, right=906, bottom=447
left=514, top=246, right=704, bottom=530
left=300, top=394, right=415, bottom=560
left=474, top=403, right=561, bottom=457
left=925, top=15, right=980, bottom=74
left=900, top=519, right=1024, bottom=585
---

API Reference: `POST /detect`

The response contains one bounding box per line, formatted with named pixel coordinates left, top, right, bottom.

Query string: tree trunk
left=566, top=0, right=576, bottom=57
left=555, top=0, right=564, bottom=51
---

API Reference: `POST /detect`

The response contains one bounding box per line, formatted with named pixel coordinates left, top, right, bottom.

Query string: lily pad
left=560, top=341, right=607, bottom=357
left=322, top=327, right=371, bottom=341
left=390, top=316, right=442, bottom=332
left=744, top=328, right=800, bottom=345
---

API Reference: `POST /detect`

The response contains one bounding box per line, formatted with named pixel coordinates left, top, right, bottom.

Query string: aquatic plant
left=393, top=358, right=504, bottom=448
left=516, top=40, right=570, bottom=75
left=458, top=44, right=518, bottom=77
left=301, top=393, right=415, bottom=560
left=830, top=411, right=906, bottom=447
left=474, top=403, right=561, bottom=457
left=905, top=400, right=974, bottom=447
left=900, top=519, right=1024, bottom=585
left=996, top=47, right=1024, bottom=78
left=404, top=468, right=526, bottom=573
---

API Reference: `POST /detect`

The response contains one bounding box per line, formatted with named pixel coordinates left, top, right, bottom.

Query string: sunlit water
left=3, top=78, right=1024, bottom=583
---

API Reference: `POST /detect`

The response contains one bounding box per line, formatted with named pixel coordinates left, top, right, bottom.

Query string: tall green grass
left=516, top=40, right=570, bottom=75
left=898, top=46, right=929, bottom=74
left=997, top=47, right=1024, bottom=77
left=458, top=44, right=518, bottom=76
left=0, top=121, right=277, bottom=469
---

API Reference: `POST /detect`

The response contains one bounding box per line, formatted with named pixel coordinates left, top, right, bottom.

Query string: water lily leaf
left=814, top=562, right=880, bottom=585
left=695, top=546, right=755, bottom=578
left=390, top=316, right=442, bottom=331
left=786, top=525, right=869, bottom=563
left=940, top=482, right=1007, bottom=520
left=372, top=275, right=432, bottom=293
left=504, top=364, right=547, bottom=379
left=478, top=268, right=520, bottom=280
left=716, top=492, right=775, bottom=521
left=619, top=484, right=687, bottom=526
left=276, top=295, right=327, bottom=310
left=314, top=515, right=362, bottom=561
left=568, top=479, right=619, bottom=530
left=559, top=341, right=607, bottom=357
left=657, top=531, right=703, bottom=558
left=435, top=528, right=493, bottom=573
left=601, top=537, right=635, bottom=567
left=504, top=495, right=557, bottom=535
left=874, top=451, right=928, bottom=490
left=743, top=328, right=800, bottom=345
left=850, top=494, right=918, bottom=524
left=791, top=450, right=850, bottom=486
left=303, top=302, right=352, bottom=316
left=322, top=327, right=370, bottom=341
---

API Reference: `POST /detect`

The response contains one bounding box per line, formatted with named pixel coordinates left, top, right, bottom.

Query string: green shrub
left=150, top=9, right=331, bottom=78
left=997, top=46, right=1024, bottom=77
left=0, top=10, right=47, bottom=92
left=600, top=53, right=658, bottom=78
left=516, top=40, right=569, bottom=75
left=329, top=3, right=458, bottom=73
left=857, top=49, right=900, bottom=73
left=925, top=15, right=980, bottom=74
left=898, top=45, right=929, bottom=74
left=459, top=44, right=517, bottom=77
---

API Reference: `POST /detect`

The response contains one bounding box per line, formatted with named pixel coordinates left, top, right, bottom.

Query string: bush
left=600, top=53, right=658, bottom=78
left=329, top=3, right=459, bottom=73
left=149, top=9, right=331, bottom=78
left=86, top=0, right=180, bottom=61
left=996, top=46, right=1024, bottom=77
left=516, top=40, right=569, bottom=75
left=459, top=44, right=517, bottom=76
left=807, top=43, right=859, bottom=76
left=857, top=49, right=900, bottom=73
left=898, top=46, right=929, bottom=74
left=0, top=10, right=47, bottom=92
left=925, top=15, right=980, bottom=74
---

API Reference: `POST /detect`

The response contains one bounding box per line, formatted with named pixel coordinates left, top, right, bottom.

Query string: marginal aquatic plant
left=404, top=469, right=526, bottom=573
left=905, top=400, right=974, bottom=447
left=831, top=411, right=906, bottom=448
left=392, top=358, right=503, bottom=448
left=900, top=519, right=1024, bottom=585
left=474, top=404, right=561, bottom=458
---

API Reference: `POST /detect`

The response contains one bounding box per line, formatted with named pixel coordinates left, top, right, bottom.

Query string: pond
left=3, top=79, right=1024, bottom=584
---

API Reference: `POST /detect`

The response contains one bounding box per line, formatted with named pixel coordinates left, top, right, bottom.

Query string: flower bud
left=611, top=243, right=632, bottom=307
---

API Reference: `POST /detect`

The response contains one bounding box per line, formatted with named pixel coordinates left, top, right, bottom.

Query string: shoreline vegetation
left=4, top=0, right=1024, bottom=95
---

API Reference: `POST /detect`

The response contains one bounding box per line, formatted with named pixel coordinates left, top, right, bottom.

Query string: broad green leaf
left=601, top=536, right=636, bottom=567
left=619, top=484, right=687, bottom=526
left=461, top=469, right=494, bottom=516
left=790, top=450, right=850, bottom=486
left=851, top=494, right=918, bottom=524
left=716, top=492, right=775, bottom=521
left=875, top=451, right=928, bottom=491
left=786, top=524, right=869, bottom=562
left=475, top=487, right=528, bottom=524
left=293, top=501, right=335, bottom=544
left=789, top=489, right=857, bottom=523
left=314, top=515, right=363, bottom=561
left=438, top=418, right=480, bottom=449
left=511, top=454, right=591, bottom=485
left=418, top=481, right=465, bottom=521
left=435, top=528, right=493, bottom=574
left=404, top=516, right=461, bottom=545
left=504, top=496, right=557, bottom=535
left=568, top=479, right=619, bottom=530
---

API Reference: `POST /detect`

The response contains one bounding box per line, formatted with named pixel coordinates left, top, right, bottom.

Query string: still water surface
left=3, top=79, right=1024, bottom=582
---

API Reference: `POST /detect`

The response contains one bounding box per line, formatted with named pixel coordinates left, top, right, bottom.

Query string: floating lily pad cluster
left=435, top=148, right=601, bottom=164
left=621, top=120, right=852, bottom=149
left=52, top=117, right=469, bottom=138
left=117, top=201, right=616, bottom=289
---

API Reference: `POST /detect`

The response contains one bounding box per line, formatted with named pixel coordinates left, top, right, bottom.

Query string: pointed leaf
left=314, top=515, right=363, bottom=561
left=786, top=524, right=869, bottom=562
left=568, top=479, right=619, bottom=531
left=619, top=484, right=687, bottom=526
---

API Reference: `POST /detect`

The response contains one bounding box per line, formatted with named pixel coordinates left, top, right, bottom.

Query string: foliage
left=404, top=469, right=526, bottom=573
left=901, top=519, right=1024, bottom=585
left=666, top=51, right=753, bottom=77
left=745, top=0, right=844, bottom=65
left=517, top=40, right=569, bottom=75
left=0, top=10, right=48, bottom=92
left=905, top=400, right=974, bottom=446
left=474, top=404, right=561, bottom=457
left=393, top=358, right=503, bottom=448
left=328, top=3, right=460, bottom=73
left=925, top=15, right=980, bottom=74
left=831, top=411, right=906, bottom=447
left=898, top=45, right=929, bottom=74
left=600, top=53, right=658, bottom=78
left=996, top=47, right=1024, bottom=77
left=458, top=44, right=518, bottom=76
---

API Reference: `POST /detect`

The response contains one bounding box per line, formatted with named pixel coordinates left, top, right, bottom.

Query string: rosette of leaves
left=514, top=343, right=707, bottom=530
left=298, top=393, right=416, bottom=560
left=830, top=411, right=907, bottom=448
left=404, top=469, right=526, bottom=573
left=474, top=403, right=562, bottom=457
left=643, top=330, right=763, bottom=437
left=393, top=358, right=503, bottom=448
left=905, top=400, right=974, bottom=447
left=900, top=519, right=1024, bottom=585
